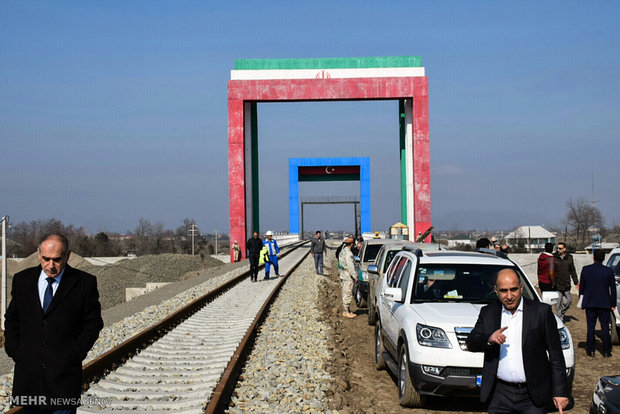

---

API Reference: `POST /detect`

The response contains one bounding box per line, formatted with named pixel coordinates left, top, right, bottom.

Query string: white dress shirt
left=38, top=268, right=65, bottom=308
left=497, top=298, right=527, bottom=383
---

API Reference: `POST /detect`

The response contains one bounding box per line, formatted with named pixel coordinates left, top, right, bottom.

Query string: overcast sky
left=1, top=1, right=618, bottom=235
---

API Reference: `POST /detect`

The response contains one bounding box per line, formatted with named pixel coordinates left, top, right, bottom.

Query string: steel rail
left=205, top=248, right=310, bottom=413
left=7, top=241, right=308, bottom=414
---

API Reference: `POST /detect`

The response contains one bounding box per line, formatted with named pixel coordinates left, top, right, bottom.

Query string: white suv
left=371, top=247, right=575, bottom=407
left=604, top=247, right=620, bottom=345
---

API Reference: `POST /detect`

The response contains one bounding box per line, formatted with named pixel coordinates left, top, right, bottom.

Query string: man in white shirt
left=466, top=269, right=569, bottom=413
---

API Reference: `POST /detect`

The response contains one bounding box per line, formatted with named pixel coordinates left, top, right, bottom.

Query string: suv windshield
left=412, top=264, right=536, bottom=303
left=607, top=254, right=620, bottom=276
left=362, top=244, right=383, bottom=263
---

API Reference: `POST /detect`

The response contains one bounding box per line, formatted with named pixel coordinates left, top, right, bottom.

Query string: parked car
left=367, top=240, right=414, bottom=325
left=368, top=242, right=442, bottom=325
left=590, top=375, right=620, bottom=414
left=604, top=247, right=620, bottom=345
left=371, top=247, right=575, bottom=407
left=353, top=239, right=387, bottom=308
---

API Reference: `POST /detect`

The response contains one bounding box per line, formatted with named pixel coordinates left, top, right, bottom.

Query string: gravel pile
left=228, top=257, right=333, bottom=413
left=79, top=254, right=223, bottom=309
left=3, top=254, right=224, bottom=311
left=0, top=264, right=247, bottom=413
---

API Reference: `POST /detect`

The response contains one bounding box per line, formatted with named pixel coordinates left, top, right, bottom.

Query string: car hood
left=410, top=302, right=485, bottom=331
left=600, top=376, right=620, bottom=408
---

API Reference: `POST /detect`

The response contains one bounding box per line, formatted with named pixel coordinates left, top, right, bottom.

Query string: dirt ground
left=318, top=260, right=618, bottom=413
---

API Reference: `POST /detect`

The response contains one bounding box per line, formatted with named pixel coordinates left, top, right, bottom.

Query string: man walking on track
left=310, top=230, right=327, bottom=275
left=246, top=231, right=263, bottom=282
left=263, top=231, right=280, bottom=279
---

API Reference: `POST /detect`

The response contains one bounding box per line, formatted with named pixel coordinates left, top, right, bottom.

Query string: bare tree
left=134, top=218, right=153, bottom=255
left=152, top=221, right=165, bottom=254
left=565, top=197, right=604, bottom=249
left=175, top=218, right=196, bottom=254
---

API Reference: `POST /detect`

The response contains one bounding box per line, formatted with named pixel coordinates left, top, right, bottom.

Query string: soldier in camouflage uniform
left=339, top=237, right=357, bottom=318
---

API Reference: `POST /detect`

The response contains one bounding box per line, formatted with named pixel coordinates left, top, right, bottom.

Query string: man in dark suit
left=246, top=231, right=263, bottom=282
left=466, top=268, right=569, bottom=413
left=4, top=233, right=104, bottom=413
left=579, top=249, right=617, bottom=358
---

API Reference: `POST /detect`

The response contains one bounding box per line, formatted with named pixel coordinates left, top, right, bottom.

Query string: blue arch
left=289, top=157, right=370, bottom=234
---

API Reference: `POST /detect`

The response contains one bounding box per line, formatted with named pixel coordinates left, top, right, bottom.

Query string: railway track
left=8, top=242, right=309, bottom=414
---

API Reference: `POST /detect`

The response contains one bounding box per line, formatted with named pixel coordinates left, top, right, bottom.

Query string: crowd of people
left=3, top=230, right=617, bottom=413
left=536, top=242, right=616, bottom=358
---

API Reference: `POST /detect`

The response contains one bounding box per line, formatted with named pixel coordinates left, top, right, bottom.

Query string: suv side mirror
left=541, top=291, right=559, bottom=306
left=367, top=264, right=379, bottom=274
left=354, top=256, right=360, bottom=263
left=384, top=287, right=403, bottom=302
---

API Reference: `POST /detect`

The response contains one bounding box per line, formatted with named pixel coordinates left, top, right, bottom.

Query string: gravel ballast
left=227, top=256, right=333, bottom=413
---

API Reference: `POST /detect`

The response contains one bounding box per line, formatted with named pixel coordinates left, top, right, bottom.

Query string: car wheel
left=375, top=321, right=387, bottom=370
left=368, top=300, right=377, bottom=325
left=611, top=311, right=619, bottom=345
left=355, top=284, right=367, bottom=308
left=398, top=342, right=425, bottom=407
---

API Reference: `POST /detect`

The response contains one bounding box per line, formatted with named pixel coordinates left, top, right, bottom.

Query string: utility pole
left=2, top=216, right=9, bottom=330
left=591, top=169, right=597, bottom=208
left=188, top=224, right=198, bottom=256
left=214, top=231, right=219, bottom=255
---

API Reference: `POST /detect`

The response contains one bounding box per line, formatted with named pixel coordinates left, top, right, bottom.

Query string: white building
left=505, top=226, right=556, bottom=251
left=447, top=239, right=475, bottom=248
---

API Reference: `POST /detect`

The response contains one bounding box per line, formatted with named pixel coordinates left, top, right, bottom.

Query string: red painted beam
left=228, top=75, right=431, bottom=249
left=412, top=77, right=431, bottom=242
left=228, top=77, right=422, bottom=101
left=228, top=99, right=246, bottom=261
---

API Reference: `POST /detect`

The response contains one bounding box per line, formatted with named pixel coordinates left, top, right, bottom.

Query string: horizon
left=2, top=2, right=619, bottom=235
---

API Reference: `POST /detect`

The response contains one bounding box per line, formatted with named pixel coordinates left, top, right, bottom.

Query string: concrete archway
left=228, top=56, right=430, bottom=259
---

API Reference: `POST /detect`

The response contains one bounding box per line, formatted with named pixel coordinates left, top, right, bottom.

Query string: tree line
left=5, top=218, right=228, bottom=258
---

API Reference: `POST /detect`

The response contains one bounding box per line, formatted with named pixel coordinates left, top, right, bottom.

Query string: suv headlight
left=558, top=327, right=571, bottom=350
left=416, top=324, right=452, bottom=348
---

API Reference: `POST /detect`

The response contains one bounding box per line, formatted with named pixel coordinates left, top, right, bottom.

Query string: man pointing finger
left=466, top=268, right=569, bottom=413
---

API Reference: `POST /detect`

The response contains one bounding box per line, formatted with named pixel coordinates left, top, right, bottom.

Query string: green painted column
left=251, top=102, right=260, bottom=233
left=399, top=100, right=407, bottom=225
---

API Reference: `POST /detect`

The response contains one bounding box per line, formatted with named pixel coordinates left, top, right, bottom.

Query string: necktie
left=43, top=277, right=55, bottom=312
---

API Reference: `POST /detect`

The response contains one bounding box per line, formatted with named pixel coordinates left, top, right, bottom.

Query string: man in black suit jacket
left=466, top=268, right=569, bottom=413
left=579, top=249, right=617, bottom=358
left=4, top=234, right=103, bottom=413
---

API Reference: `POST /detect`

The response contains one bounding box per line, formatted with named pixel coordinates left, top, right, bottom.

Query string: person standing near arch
left=310, top=230, right=327, bottom=275
left=263, top=231, right=280, bottom=279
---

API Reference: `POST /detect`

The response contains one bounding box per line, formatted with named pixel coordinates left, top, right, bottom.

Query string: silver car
left=367, top=240, right=414, bottom=325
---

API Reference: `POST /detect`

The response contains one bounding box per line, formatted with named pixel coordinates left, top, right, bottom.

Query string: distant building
left=585, top=242, right=619, bottom=254
left=505, top=226, right=556, bottom=251
left=447, top=239, right=475, bottom=248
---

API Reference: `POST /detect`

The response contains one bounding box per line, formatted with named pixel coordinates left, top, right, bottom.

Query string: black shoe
left=603, top=353, right=612, bottom=358
left=586, top=351, right=595, bottom=357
